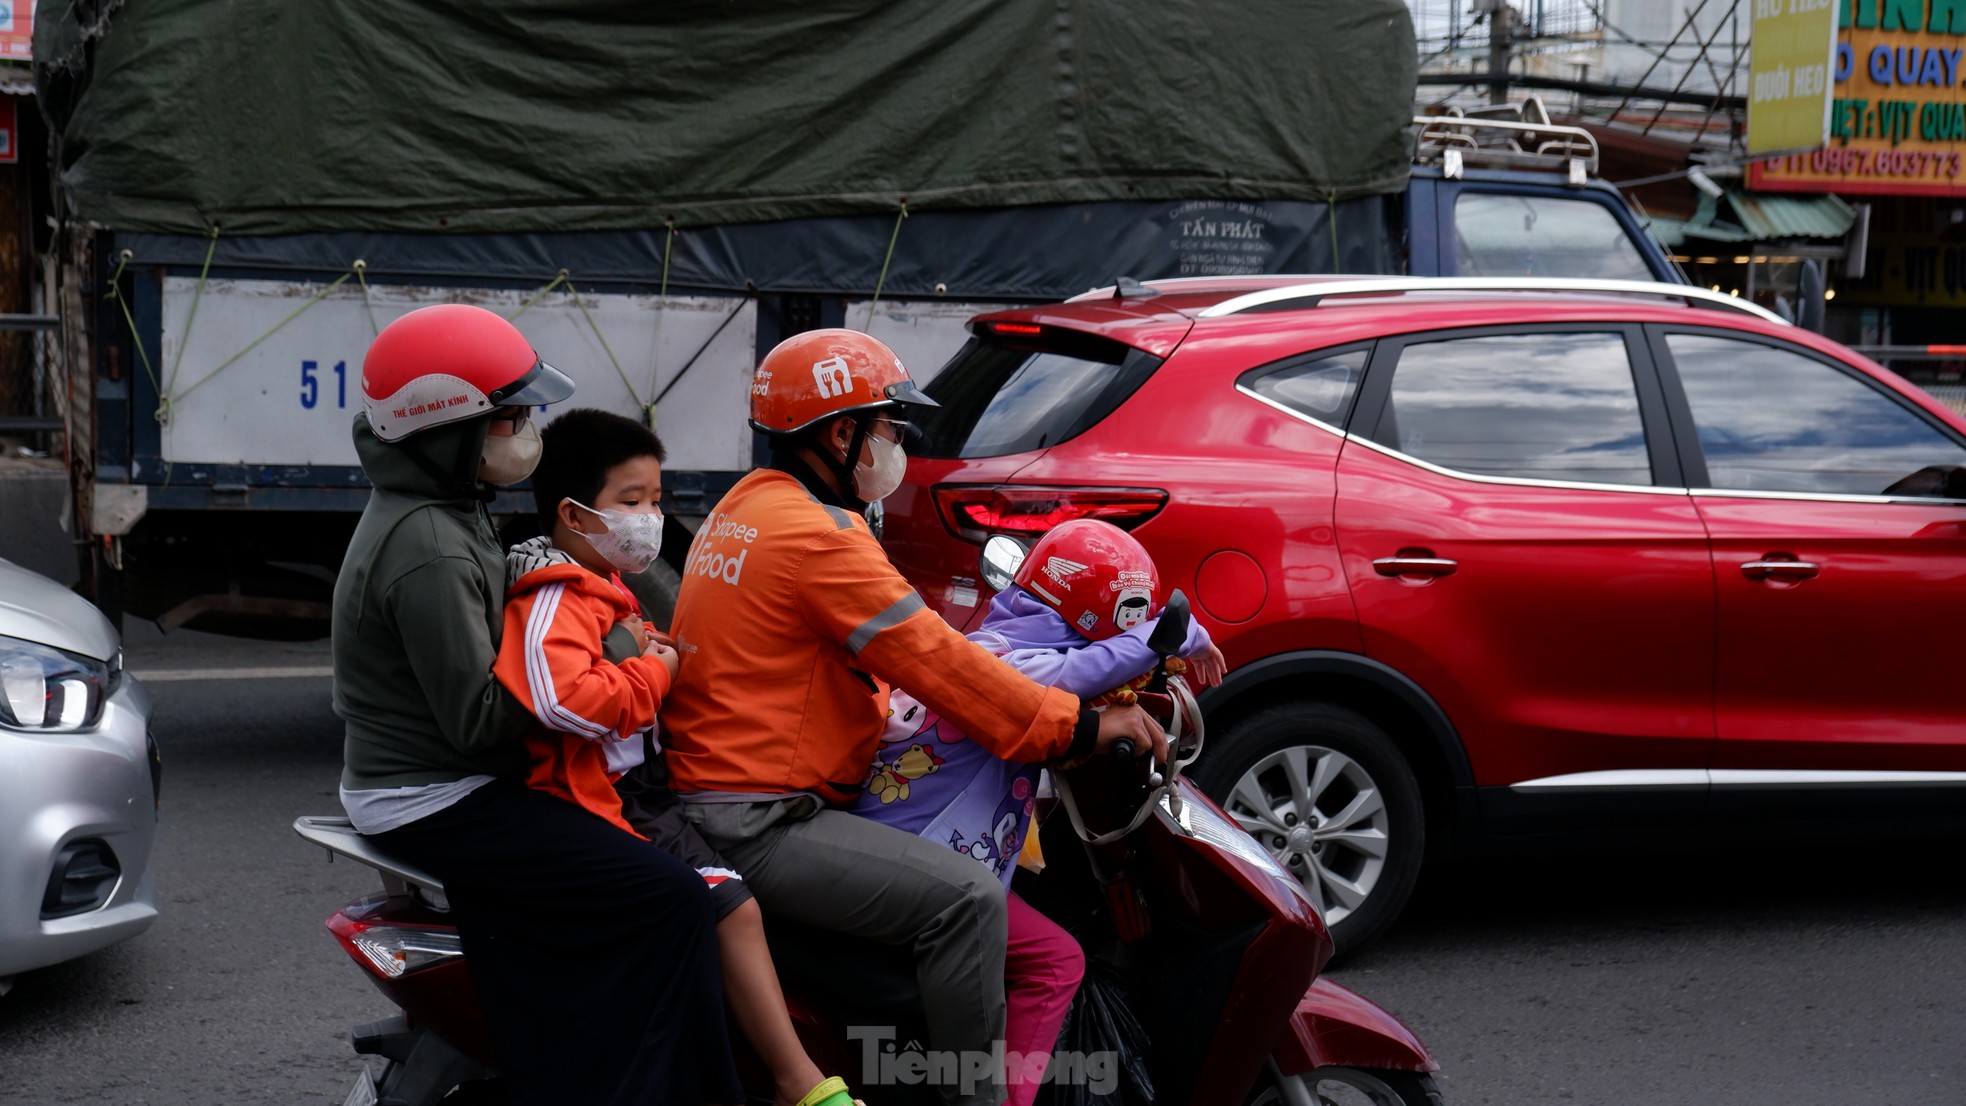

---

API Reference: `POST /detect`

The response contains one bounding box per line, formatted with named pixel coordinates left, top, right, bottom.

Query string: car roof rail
left=1194, top=277, right=1791, bottom=325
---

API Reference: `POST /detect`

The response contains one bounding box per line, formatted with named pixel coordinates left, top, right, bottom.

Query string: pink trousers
left=1003, top=892, right=1086, bottom=1106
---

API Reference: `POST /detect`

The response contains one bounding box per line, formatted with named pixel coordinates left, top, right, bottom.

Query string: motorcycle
left=296, top=539, right=1441, bottom=1106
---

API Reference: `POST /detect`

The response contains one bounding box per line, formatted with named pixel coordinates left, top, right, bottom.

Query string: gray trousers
left=683, top=796, right=1008, bottom=1106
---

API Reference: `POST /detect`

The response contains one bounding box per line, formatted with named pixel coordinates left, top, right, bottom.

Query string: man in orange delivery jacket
left=660, top=329, right=1166, bottom=1106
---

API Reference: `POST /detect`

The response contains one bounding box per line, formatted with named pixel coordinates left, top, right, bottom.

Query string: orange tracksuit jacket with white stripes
left=493, top=537, right=667, bottom=836
left=660, top=468, right=1086, bottom=806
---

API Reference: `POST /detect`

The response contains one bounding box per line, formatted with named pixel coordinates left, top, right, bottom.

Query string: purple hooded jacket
left=851, top=587, right=1211, bottom=888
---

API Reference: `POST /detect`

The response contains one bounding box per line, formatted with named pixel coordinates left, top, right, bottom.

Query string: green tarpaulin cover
left=34, top=0, right=1416, bottom=235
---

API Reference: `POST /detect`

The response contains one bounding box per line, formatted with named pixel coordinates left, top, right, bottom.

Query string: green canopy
left=34, top=0, right=1417, bottom=235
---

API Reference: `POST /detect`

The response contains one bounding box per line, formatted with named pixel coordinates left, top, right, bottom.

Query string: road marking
left=134, top=665, right=335, bottom=682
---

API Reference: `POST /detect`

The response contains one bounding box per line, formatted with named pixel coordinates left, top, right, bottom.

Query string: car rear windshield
left=912, top=330, right=1165, bottom=459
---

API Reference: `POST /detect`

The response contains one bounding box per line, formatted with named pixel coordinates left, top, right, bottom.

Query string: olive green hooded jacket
left=333, top=412, right=532, bottom=791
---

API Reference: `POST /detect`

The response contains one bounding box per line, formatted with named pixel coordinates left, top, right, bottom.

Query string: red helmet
left=1013, top=519, right=1161, bottom=640
left=362, top=304, right=576, bottom=442
left=749, top=328, right=936, bottom=435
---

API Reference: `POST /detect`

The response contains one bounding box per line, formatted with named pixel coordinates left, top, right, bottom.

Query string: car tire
left=1194, top=703, right=1424, bottom=954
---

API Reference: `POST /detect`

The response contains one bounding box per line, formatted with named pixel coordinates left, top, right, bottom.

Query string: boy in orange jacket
left=493, top=408, right=854, bottom=1106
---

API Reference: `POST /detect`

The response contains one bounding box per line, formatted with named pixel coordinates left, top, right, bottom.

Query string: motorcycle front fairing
left=1063, top=779, right=1436, bottom=1106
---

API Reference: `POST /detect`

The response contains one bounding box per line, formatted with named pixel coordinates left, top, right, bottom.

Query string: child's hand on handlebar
left=1093, top=702, right=1169, bottom=764
left=616, top=616, right=652, bottom=649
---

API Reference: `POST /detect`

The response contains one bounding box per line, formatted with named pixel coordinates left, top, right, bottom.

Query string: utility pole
left=1477, top=0, right=1515, bottom=105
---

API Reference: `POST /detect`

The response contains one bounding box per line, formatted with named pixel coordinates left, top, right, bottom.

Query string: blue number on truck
left=301, top=360, right=349, bottom=409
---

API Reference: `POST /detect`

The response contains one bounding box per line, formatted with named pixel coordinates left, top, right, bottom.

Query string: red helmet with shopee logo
left=749, top=328, right=937, bottom=435
left=362, top=304, right=575, bottom=442
left=1014, top=519, right=1161, bottom=640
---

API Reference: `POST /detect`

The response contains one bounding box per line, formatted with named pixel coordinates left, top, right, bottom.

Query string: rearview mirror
left=1148, top=590, right=1190, bottom=656
left=979, top=535, right=1029, bottom=594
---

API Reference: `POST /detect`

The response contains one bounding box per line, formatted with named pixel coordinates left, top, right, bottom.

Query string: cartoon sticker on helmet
left=1113, top=586, right=1152, bottom=630
left=812, top=356, right=852, bottom=399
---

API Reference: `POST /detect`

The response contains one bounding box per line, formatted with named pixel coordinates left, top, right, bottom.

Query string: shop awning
left=1725, top=190, right=1856, bottom=241
left=1642, top=189, right=1854, bottom=247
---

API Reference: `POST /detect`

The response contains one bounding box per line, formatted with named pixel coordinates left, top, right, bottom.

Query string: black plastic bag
left=1044, top=960, right=1154, bottom=1106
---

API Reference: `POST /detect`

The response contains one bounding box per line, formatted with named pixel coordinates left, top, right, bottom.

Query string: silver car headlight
left=0, top=634, right=112, bottom=732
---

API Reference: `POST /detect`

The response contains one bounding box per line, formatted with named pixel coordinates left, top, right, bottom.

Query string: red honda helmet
left=749, top=328, right=936, bottom=435
left=1013, top=519, right=1162, bottom=640
left=362, top=304, right=575, bottom=442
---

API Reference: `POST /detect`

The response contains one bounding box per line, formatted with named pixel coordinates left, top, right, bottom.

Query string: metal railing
left=1413, top=100, right=1600, bottom=176
left=0, top=314, right=64, bottom=451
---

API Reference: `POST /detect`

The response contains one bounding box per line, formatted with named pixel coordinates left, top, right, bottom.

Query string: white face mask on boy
left=568, top=499, right=665, bottom=574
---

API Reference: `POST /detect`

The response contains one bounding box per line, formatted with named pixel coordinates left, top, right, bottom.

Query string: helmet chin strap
left=831, top=416, right=874, bottom=512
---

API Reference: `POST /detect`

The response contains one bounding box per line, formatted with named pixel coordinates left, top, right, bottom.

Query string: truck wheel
left=1193, top=704, right=1424, bottom=953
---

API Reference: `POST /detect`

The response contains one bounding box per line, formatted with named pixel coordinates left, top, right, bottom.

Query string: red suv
left=883, top=276, right=1966, bottom=950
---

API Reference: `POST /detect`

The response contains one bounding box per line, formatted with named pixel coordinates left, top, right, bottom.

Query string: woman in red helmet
left=332, top=304, right=743, bottom=1106
left=658, top=328, right=1167, bottom=1106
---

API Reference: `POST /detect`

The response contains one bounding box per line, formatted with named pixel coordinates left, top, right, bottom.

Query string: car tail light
left=327, top=912, right=465, bottom=980
left=932, top=485, right=1167, bottom=544
left=989, top=321, right=1045, bottom=336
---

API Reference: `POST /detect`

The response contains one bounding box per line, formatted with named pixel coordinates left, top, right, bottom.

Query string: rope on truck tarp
left=1328, top=190, right=1341, bottom=273
left=104, top=249, right=162, bottom=422
left=171, top=271, right=354, bottom=405
left=645, top=218, right=678, bottom=431
left=158, top=224, right=221, bottom=425
left=650, top=295, right=750, bottom=416
left=506, top=269, right=569, bottom=323
left=355, top=259, right=380, bottom=335
left=565, top=274, right=640, bottom=414
left=863, top=200, right=909, bottom=332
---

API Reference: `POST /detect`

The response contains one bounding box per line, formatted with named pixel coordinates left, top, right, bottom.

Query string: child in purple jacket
left=853, top=520, right=1224, bottom=1106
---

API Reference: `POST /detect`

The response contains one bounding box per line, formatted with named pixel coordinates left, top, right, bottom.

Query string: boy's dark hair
left=531, top=408, right=666, bottom=529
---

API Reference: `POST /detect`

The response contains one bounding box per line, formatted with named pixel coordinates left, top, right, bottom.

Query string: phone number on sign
left=1762, top=148, right=1963, bottom=180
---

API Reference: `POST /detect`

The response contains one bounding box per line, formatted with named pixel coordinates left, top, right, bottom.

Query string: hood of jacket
left=353, top=411, right=495, bottom=502
left=505, top=535, right=638, bottom=613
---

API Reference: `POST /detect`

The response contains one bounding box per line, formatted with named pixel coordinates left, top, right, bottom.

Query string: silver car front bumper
left=0, top=675, right=159, bottom=979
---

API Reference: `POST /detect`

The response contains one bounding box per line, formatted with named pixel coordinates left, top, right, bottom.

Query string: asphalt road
left=2, top=625, right=1963, bottom=1106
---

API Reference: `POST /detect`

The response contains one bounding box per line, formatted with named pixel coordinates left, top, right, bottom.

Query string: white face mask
left=479, top=419, right=542, bottom=485
left=569, top=499, right=665, bottom=574
left=852, top=431, right=907, bottom=503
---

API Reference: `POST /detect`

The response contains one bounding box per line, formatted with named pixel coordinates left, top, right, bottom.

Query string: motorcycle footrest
left=351, top=1016, right=422, bottom=1063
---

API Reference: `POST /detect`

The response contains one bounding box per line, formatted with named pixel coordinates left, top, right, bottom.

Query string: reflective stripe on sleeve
left=821, top=505, right=858, bottom=531
left=846, top=593, right=926, bottom=655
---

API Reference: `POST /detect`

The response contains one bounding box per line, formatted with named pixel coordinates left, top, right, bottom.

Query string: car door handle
left=1373, top=556, right=1459, bottom=577
left=1740, top=559, right=1820, bottom=581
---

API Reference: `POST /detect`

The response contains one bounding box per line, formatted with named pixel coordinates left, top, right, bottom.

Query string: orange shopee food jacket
left=661, top=469, right=1086, bottom=805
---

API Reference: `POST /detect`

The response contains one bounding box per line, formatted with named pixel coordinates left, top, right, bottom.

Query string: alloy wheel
left=1220, top=744, right=1391, bottom=927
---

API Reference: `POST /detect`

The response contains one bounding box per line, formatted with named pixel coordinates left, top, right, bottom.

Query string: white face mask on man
left=569, top=500, right=666, bottom=574
left=853, top=432, right=908, bottom=503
